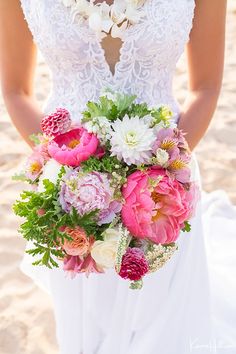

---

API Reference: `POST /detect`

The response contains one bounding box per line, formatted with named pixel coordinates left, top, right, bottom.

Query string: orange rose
left=63, top=226, right=90, bottom=256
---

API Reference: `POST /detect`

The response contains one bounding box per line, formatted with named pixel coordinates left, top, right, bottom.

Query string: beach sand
left=0, top=2, right=235, bottom=353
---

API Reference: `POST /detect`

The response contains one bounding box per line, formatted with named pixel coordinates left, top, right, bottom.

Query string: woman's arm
left=178, top=0, right=227, bottom=151
left=0, top=0, right=43, bottom=147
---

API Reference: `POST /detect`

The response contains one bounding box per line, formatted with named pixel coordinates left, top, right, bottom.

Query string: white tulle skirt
left=20, top=155, right=236, bottom=354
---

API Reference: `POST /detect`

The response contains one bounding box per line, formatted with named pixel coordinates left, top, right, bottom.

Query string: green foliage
left=13, top=178, right=109, bottom=269
left=182, top=221, right=191, bottom=233
left=80, top=155, right=124, bottom=174
left=12, top=172, right=29, bottom=183
left=29, top=133, right=43, bottom=145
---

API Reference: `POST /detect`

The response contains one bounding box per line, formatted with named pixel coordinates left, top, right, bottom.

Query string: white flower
left=84, top=116, right=112, bottom=144
left=38, top=159, right=64, bottom=192
left=154, top=148, right=169, bottom=167
left=110, top=115, right=156, bottom=165
left=88, top=12, right=102, bottom=32
left=91, top=228, right=120, bottom=269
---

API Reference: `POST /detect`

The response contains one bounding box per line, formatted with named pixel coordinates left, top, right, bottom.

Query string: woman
left=0, top=1, right=235, bottom=354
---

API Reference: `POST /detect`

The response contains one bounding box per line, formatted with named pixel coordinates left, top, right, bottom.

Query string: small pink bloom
left=63, top=255, right=83, bottom=278
left=41, top=108, right=71, bottom=138
left=152, top=128, right=191, bottom=183
left=63, top=253, right=104, bottom=278
left=121, top=168, right=198, bottom=244
left=48, top=128, right=99, bottom=166
left=79, top=253, right=104, bottom=278
left=25, top=152, right=44, bottom=181
left=118, top=247, right=149, bottom=281
left=37, top=208, right=46, bottom=216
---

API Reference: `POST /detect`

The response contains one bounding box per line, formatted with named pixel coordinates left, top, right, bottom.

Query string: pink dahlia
left=121, top=168, right=198, bottom=244
left=48, top=128, right=99, bottom=166
left=118, top=247, right=149, bottom=281
left=41, top=108, right=71, bottom=138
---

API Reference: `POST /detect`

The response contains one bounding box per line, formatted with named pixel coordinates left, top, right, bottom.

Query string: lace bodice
left=20, top=0, right=195, bottom=124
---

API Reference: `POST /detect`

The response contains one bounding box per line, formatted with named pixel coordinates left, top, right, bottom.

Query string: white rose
left=91, top=228, right=120, bottom=268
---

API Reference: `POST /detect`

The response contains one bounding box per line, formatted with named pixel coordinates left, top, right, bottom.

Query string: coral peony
left=41, top=108, right=71, bottom=138
left=118, top=247, right=149, bottom=281
left=121, top=168, right=198, bottom=244
left=48, top=128, right=99, bottom=166
left=63, top=226, right=90, bottom=256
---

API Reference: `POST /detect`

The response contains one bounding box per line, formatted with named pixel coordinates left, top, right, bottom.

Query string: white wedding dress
left=19, top=1, right=236, bottom=353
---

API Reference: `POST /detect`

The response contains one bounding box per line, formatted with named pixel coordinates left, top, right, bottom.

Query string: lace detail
left=20, top=0, right=195, bottom=124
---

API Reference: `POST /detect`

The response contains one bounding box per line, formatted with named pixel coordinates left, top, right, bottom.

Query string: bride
left=1, top=0, right=235, bottom=353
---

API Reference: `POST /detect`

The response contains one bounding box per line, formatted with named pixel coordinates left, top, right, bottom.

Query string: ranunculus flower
left=91, top=228, right=119, bottom=269
left=118, top=247, right=149, bottom=281
left=62, top=226, right=90, bottom=256
left=48, top=128, right=99, bottom=166
left=121, top=168, right=198, bottom=244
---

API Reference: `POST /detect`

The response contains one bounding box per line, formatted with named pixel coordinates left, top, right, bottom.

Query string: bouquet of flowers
left=13, top=90, right=199, bottom=289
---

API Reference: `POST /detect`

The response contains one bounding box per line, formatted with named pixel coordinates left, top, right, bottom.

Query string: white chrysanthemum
left=110, top=115, right=156, bottom=165
left=38, top=159, right=65, bottom=192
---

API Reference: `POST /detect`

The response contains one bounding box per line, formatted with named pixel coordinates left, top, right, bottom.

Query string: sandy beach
left=0, top=2, right=235, bottom=353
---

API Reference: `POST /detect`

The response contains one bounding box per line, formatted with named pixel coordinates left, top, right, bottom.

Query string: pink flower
left=121, top=168, right=198, bottom=244
left=59, top=170, right=121, bottom=224
left=63, top=253, right=104, bottom=278
left=118, top=247, right=149, bottom=281
left=41, top=108, right=71, bottom=138
left=62, top=226, right=90, bottom=257
left=48, top=128, right=99, bottom=166
left=25, top=152, right=44, bottom=181
left=152, top=128, right=191, bottom=183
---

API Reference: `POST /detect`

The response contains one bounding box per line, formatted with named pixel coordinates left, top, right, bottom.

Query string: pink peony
left=59, top=170, right=121, bottom=223
left=118, top=247, right=149, bottom=281
left=48, top=128, right=99, bottom=166
left=62, top=226, right=90, bottom=257
left=121, top=168, right=198, bottom=244
left=41, top=108, right=71, bottom=138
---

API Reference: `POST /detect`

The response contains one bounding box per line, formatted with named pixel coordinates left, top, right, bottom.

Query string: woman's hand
left=178, top=0, right=227, bottom=151
left=0, top=0, right=43, bottom=147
